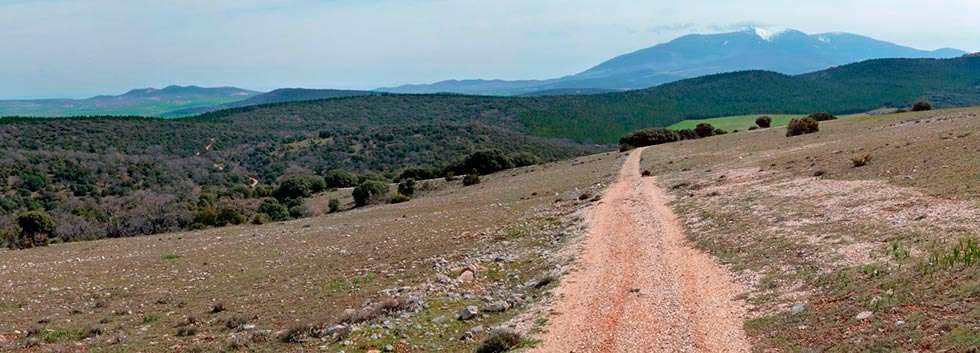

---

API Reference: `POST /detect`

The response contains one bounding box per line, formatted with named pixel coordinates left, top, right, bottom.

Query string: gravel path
left=531, top=147, right=750, bottom=353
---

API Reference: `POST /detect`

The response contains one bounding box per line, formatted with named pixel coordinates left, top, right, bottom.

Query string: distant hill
left=519, top=88, right=620, bottom=96
left=162, top=88, right=378, bottom=117
left=380, top=28, right=966, bottom=95
left=0, top=85, right=258, bottom=117
left=520, top=56, right=980, bottom=142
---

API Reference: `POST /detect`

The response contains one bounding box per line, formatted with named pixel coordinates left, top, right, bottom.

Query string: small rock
left=436, top=274, right=452, bottom=284
left=457, top=270, right=475, bottom=283
left=462, top=325, right=484, bottom=340
left=791, top=304, right=806, bottom=314
left=855, top=311, right=873, bottom=320
left=383, top=344, right=395, bottom=352
left=458, top=305, right=479, bottom=321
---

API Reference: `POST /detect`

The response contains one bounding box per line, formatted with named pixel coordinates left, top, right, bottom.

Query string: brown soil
left=531, top=148, right=749, bottom=353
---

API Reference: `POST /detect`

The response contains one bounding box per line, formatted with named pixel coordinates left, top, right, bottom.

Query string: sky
left=1, top=0, right=978, bottom=99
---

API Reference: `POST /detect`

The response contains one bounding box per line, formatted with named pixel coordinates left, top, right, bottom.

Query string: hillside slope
left=0, top=86, right=258, bottom=117
left=520, top=56, right=980, bottom=142
left=161, top=88, right=378, bottom=117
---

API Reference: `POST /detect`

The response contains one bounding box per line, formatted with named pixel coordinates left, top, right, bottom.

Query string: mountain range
left=0, top=85, right=258, bottom=117
left=379, top=28, right=966, bottom=96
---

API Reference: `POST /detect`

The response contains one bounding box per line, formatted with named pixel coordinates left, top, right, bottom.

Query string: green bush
left=258, top=199, right=290, bottom=221
left=396, top=167, right=441, bottom=182
left=694, top=123, right=716, bottom=138
left=450, top=150, right=514, bottom=175
left=328, top=199, right=340, bottom=213
left=323, top=170, right=359, bottom=188
left=463, top=174, right=481, bottom=186
left=912, top=101, right=932, bottom=111
left=509, top=152, right=540, bottom=167
left=713, top=128, right=728, bottom=135
left=274, top=176, right=314, bottom=201
left=9, top=210, right=56, bottom=249
left=618, top=128, right=679, bottom=151
left=755, top=116, right=772, bottom=128
left=675, top=129, right=698, bottom=140
left=808, top=112, right=837, bottom=121
left=289, top=205, right=311, bottom=219
left=397, top=178, right=416, bottom=196
left=353, top=180, right=389, bottom=207
left=786, top=118, right=820, bottom=137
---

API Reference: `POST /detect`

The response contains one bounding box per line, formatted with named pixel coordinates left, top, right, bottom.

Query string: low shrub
left=675, top=129, right=698, bottom=140
left=851, top=154, right=872, bottom=168
left=390, top=193, right=411, bottom=204
left=352, top=180, right=389, bottom=207
left=395, top=167, right=440, bottom=182
left=786, top=118, right=819, bottom=137
left=279, top=324, right=312, bottom=343
left=618, top=128, right=679, bottom=151
left=509, top=152, right=541, bottom=167
left=8, top=210, right=56, bottom=249
left=397, top=178, right=416, bottom=196
left=328, top=199, right=340, bottom=213
left=808, top=112, right=837, bottom=121
left=258, top=199, right=290, bottom=222
left=463, top=174, right=481, bottom=186
left=694, top=123, right=716, bottom=138
left=449, top=150, right=515, bottom=175
left=748, top=126, right=759, bottom=131
left=713, top=128, right=728, bottom=135
left=476, top=329, right=523, bottom=353
left=755, top=116, right=772, bottom=128
left=912, top=101, right=933, bottom=111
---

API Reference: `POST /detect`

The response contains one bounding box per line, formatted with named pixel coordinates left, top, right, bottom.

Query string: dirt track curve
left=531, top=148, right=750, bottom=353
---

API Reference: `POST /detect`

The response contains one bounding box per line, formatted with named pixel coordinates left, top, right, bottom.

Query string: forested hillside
left=520, top=56, right=980, bottom=142
left=0, top=96, right=601, bottom=242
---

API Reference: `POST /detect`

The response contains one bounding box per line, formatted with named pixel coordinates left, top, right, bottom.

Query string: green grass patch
left=161, top=254, right=181, bottom=261
left=668, top=114, right=804, bottom=131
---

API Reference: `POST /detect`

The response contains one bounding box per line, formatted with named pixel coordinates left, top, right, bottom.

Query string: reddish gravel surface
left=532, top=148, right=750, bottom=353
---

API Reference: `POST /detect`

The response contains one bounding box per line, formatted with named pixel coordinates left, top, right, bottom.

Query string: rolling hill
left=0, top=85, right=258, bottom=117
left=161, top=88, right=378, bottom=117
left=380, top=28, right=965, bottom=95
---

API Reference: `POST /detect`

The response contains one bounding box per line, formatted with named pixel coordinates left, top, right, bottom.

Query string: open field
left=642, top=107, right=979, bottom=352
left=668, top=114, right=805, bottom=131
left=0, top=153, right=624, bottom=352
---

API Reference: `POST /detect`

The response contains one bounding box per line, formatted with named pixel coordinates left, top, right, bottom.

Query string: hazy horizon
left=2, top=0, right=978, bottom=99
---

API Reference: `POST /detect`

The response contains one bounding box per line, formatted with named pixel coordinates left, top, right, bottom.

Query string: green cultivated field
left=668, top=114, right=804, bottom=131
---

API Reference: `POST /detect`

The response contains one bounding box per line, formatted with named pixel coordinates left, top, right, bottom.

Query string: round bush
left=258, top=198, right=290, bottom=221
left=352, top=180, right=389, bottom=207
left=786, top=118, right=820, bottom=137
left=912, top=101, right=932, bottom=112
left=694, top=123, right=716, bottom=138
left=462, top=174, right=481, bottom=186
left=755, top=116, right=772, bottom=128
left=323, top=170, right=359, bottom=188
left=397, top=178, right=416, bottom=196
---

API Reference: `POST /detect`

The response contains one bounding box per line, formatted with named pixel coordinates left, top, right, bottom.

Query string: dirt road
left=531, top=148, right=750, bottom=353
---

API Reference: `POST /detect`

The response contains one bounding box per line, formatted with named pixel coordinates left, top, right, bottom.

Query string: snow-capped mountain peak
left=753, top=27, right=790, bottom=41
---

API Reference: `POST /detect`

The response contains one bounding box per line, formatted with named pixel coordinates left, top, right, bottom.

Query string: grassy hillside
left=668, top=114, right=805, bottom=131
left=642, top=107, right=979, bottom=352
left=520, top=56, right=980, bottom=143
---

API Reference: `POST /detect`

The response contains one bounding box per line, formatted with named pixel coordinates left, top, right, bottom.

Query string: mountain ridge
left=380, top=28, right=966, bottom=95
left=0, top=85, right=259, bottom=117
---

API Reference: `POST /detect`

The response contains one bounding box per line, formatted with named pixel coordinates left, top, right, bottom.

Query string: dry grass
left=641, top=107, right=980, bottom=352
left=0, top=152, right=623, bottom=352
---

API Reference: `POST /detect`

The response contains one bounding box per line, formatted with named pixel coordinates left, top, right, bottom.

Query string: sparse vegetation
left=786, top=117, right=819, bottom=137
left=463, top=173, right=481, bottom=186
left=807, top=112, right=837, bottom=121
left=851, top=154, right=872, bottom=167
left=476, top=329, right=523, bottom=353
left=328, top=199, right=341, bottom=213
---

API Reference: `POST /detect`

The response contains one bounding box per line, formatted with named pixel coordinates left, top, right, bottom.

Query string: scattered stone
left=462, top=325, right=484, bottom=340
left=457, top=270, right=475, bottom=283
left=436, top=274, right=452, bottom=284
left=383, top=344, right=395, bottom=352
left=855, top=311, right=873, bottom=320
left=458, top=305, right=479, bottom=321
left=484, top=301, right=511, bottom=313
left=791, top=304, right=806, bottom=314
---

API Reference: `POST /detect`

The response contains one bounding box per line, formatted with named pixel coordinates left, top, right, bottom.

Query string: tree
left=450, top=150, right=514, bottom=175
left=755, top=116, right=772, bottom=128
left=618, top=128, right=679, bottom=151
left=13, top=210, right=56, bottom=249
left=397, top=178, right=416, bottom=196
left=694, top=123, right=716, bottom=138
left=323, top=170, right=359, bottom=188
left=274, top=176, right=314, bottom=201
left=509, top=153, right=540, bottom=167
left=258, top=198, right=290, bottom=221
left=352, top=180, right=389, bottom=207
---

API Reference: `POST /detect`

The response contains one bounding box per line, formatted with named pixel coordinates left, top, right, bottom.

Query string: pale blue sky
left=2, top=0, right=978, bottom=98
